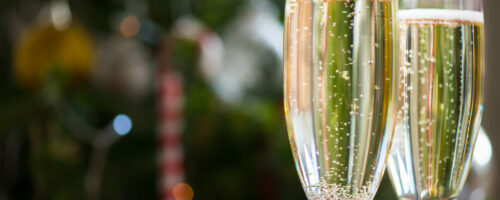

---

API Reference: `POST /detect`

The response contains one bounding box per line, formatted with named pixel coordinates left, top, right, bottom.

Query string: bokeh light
left=473, top=127, right=492, bottom=167
left=172, top=183, right=194, bottom=200
left=113, top=114, right=132, bottom=136
left=120, top=16, right=140, bottom=38
left=50, top=1, right=72, bottom=30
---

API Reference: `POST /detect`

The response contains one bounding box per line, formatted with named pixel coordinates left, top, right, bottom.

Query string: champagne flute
left=387, top=0, right=485, bottom=199
left=284, top=0, right=397, bottom=199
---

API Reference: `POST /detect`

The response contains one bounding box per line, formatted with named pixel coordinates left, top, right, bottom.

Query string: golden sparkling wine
left=388, top=9, right=484, bottom=199
left=284, top=0, right=397, bottom=199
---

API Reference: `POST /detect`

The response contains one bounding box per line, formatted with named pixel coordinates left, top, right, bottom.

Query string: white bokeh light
left=473, top=127, right=492, bottom=167
left=50, top=1, right=72, bottom=30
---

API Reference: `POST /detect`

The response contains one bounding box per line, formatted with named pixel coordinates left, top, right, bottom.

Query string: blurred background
left=0, top=0, right=499, bottom=199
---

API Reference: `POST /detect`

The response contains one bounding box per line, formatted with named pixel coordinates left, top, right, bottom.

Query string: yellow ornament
left=14, top=23, right=94, bottom=88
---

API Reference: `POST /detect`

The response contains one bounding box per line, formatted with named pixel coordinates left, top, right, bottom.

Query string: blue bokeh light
left=113, top=114, right=132, bottom=136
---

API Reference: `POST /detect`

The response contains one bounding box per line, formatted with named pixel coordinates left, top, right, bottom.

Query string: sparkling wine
left=284, top=0, right=397, bottom=199
left=388, top=9, right=484, bottom=199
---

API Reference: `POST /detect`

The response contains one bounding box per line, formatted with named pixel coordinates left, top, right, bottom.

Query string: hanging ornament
left=13, top=1, right=94, bottom=88
left=93, top=36, right=151, bottom=100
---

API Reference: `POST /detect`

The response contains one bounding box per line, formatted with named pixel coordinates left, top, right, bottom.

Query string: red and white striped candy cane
left=158, top=70, right=184, bottom=200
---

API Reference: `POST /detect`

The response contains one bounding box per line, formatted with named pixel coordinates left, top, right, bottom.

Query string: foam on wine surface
left=398, top=9, right=483, bottom=24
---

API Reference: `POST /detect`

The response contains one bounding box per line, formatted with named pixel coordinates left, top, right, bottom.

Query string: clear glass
left=284, top=0, right=397, bottom=199
left=387, top=0, right=485, bottom=199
